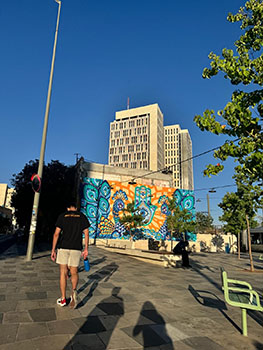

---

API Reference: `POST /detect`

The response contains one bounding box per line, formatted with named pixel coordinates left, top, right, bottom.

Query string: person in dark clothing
left=173, top=239, right=191, bottom=268
left=51, top=202, right=90, bottom=308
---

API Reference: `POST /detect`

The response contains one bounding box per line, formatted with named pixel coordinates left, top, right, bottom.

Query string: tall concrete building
left=108, top=103, right=193, bottom=190
left=164, top=125, right=193, bottom=190
left=108, top=104, right=164, bottom=171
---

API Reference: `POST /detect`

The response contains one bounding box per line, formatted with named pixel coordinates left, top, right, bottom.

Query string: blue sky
left=0, top=0, right=246, bottom=224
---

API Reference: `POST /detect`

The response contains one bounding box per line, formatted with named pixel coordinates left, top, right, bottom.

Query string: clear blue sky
left=0, top=0, right=246, bottom=224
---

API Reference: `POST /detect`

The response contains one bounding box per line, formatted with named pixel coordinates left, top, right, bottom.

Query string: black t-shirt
left=55, top=210, right=90, bottom=250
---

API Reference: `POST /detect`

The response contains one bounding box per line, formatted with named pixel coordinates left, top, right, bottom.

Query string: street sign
left=31, top=174, right=41, bottom=193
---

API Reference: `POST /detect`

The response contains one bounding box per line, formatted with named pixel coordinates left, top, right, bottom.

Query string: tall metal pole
left=26, top=0, right=62, bottom=261
left=206, top=193, right=210, bottom=216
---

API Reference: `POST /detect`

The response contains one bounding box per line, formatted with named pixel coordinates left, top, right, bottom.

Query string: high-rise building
left=108, top=104, right=164, bottom=171
left=108, top=103, right=193, bottom=190
left=164, top=125, right=193, bottom=190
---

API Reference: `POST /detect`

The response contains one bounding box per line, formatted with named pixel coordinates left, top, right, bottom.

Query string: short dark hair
left=66, top=201, right=77, bottom=209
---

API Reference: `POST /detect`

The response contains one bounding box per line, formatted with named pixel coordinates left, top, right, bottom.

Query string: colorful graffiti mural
left=80, top=178, right=196, bottom=241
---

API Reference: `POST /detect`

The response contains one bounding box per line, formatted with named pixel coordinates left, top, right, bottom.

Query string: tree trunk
left=237, top=231, right=240, bottom=260
left=245, top=214, right=254, bottom=272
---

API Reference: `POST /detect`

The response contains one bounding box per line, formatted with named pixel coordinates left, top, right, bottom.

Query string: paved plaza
left=0, top=242, right=262, bottom=350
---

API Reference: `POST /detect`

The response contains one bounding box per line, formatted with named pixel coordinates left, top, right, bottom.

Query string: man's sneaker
left=70, top=290, right=78, bottom=309
left=57, top=297, right=67, bottom=307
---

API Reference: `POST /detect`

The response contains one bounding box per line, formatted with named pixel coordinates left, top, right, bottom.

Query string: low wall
left=190, top=233, right=237, bottom=253
left=251, top=244, right=263, bottom=252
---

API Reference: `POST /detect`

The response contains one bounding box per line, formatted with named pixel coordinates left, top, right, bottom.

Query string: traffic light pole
left=26, top=0, right=61, bottom=261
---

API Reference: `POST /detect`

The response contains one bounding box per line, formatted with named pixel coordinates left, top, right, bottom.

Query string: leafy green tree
left=194, top=0, right=263, bottom=183
left=11, top=160, right=75, bottom=242
left=195, top=212, right=214, bottom=233
left=166, top=198, right=196, bottom=248
left=219, top=180, right=261, bottom=270
left=119, top=201, right=145, bottom=240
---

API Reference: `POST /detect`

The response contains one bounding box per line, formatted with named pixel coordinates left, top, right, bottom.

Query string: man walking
left=51, top=202, right=90, bottom=308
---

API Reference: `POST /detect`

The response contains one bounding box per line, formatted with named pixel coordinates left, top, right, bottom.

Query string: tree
left=194, top=0, right=263, bottom=183
left=166, top=198, right=196, bottom=249
left=219, top=180, right=261, bottom=270
left=11, top=160, right=75, bottom=242
left=119, top=201, right=145, bottom=240
left=0, top=216, right=12, bottom=234
left=195, top=212, right=214, bottom=233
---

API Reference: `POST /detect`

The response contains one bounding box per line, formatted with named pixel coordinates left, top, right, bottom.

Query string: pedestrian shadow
left=188, top=285, right=242, bottom=333
left=65, top=287, right=124, bottom=350
left=132, top=301, right=174, bottom=349
left=248, top=309, right=263, bottom=327
left=77, top=262, right=118, bottom=308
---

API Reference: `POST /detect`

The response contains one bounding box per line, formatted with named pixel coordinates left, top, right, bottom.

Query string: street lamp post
left=26, top=0, right=62, bottom=261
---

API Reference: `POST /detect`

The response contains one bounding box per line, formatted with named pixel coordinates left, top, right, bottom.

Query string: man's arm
left=51, top=227, right=61, bottom=261
left=81, top=228, right=89, bottom=259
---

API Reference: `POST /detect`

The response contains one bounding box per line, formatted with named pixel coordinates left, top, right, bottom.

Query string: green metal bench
left=221, top=268, right=263, bottom=336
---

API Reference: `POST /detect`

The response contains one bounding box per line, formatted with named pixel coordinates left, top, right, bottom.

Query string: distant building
left=0, top=183, right=16, bottom=226
left=164, top=125, right=193, bottom=190
left=108, top=104, right=164, bottom=171
left=108, top=103, right=193, bottom=190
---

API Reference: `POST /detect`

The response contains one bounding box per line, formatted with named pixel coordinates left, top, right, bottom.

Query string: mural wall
left=80, top=177, right=196, bottom=241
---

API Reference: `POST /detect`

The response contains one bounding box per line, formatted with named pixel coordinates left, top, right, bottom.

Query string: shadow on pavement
left=191, top=261, right=222, bottom=291
left=77, top=262, right=118, bottom=308
left=188, top=285, right=242, bottom=334
left=65, top=287, right=124, bottom=350
left=132, top=301, right=174, bottom=349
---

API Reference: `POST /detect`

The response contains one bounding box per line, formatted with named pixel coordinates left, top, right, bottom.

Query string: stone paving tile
left=0, top=302, right=17, bottom=313
left=98, top=329, right=142, bottom=350
left=72, top=316, right=107, bottom=334
left=0, top=339, right=35, bottom=350
left=26, top=291, right=47, bottom=300
left=47, top=319, right=79, bottom=335
left=121, top=324, right=169, bottom=348
left=28, top=307, right=56, bottom=322
left=182, top=336, right=225, bottom=350
left=66, top=333, right=106, bottom=350
left=0, top=278, right=16, bottom=283
left=15, top=300, right=42, bottom=311
left=0, top=324, right=18, bottom=345
left=16, top=322, right=49, bottom=341
left=3, top=311, right=32, bottom=323
left=32, top=335, right=72, bottom=350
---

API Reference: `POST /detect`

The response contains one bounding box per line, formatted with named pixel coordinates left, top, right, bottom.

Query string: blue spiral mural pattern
left=81, top=178, right=196, bottom=241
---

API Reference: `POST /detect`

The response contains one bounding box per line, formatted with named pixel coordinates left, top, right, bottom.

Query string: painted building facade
left=78, top=161, right=196, bottom=242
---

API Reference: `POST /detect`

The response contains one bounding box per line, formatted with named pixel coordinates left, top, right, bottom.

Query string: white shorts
left=56, top=249, right=81, bottom=267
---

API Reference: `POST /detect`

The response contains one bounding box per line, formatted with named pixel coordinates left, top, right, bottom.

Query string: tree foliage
left=11, top=160, right=75, bottom=241
left=194, top=0, right=263, bottom=182
left=195, top=212, right=214, bottom=233
left=119, top=201, right=145, bottom=239
left=219, top=183, right=261, bottom=234
left=166, top=198, right=196, bottom=239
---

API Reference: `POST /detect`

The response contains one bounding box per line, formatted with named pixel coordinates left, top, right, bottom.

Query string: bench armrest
left=227, top=278, right=253, bottom=290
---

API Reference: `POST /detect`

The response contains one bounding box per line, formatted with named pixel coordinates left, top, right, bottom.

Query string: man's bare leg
left=59, top=264, right=68, bottom=299
left=69, top=266, right=79, bottom=308
left=69, top=266, right=78, bottom=291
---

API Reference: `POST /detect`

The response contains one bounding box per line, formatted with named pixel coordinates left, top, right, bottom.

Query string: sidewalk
left=0, top=242, right=262, bottom=350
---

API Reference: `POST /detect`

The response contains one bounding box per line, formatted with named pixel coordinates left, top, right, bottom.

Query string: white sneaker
left=57, top=297, right=67, bottom=307
left=70, top=290, right=78, bottom=309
